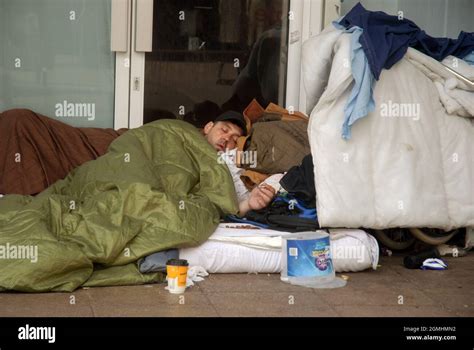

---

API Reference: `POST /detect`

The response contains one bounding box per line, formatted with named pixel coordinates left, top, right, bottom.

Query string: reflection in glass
left=144, top=0, right=289, bottom=127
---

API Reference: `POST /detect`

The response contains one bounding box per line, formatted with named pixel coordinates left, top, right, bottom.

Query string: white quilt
left=302, top=26, right=474, bottom=230
left=405, top=50, right=474, bottom=118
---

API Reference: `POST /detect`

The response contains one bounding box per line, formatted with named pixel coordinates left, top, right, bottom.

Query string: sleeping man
left=0, top=111, right=257, bottom=292
left=0, top=108, right=275, bottom=216
left=0, top=109, right=281, bottom=292
left=201, top=110, right=276, bottom=216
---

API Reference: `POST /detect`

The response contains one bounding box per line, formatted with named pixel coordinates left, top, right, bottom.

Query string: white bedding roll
left=330, top=229, right=379, bottom=272
left=180, top=228, right=379, bottom=273
left=180, top=241, right=282, bottom=274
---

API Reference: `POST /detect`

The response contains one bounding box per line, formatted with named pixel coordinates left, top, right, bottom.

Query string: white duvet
left=302, top=26, right=474, bottom=230
left=406, top=50, right=474, bottom=118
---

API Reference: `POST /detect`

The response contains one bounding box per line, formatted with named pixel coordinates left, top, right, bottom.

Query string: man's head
left=203, top=111, right=246, bottom=152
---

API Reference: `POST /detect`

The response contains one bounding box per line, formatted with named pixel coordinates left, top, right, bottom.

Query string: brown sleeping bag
left=0, top=109, right=128, bottom=195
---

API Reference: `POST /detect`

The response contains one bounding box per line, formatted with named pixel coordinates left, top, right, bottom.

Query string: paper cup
left=166, top=259, right=189, bottom=294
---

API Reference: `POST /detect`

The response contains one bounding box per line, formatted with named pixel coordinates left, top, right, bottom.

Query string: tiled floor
left=1, top=254, right=472, bottom=317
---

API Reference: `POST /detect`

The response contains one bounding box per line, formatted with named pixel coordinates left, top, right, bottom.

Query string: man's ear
left=203, top=121, right=214, bottom=135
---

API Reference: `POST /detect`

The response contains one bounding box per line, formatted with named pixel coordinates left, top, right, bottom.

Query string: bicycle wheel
left=373, top=228, right=416, bottom=250
left=408, top=228, right=458, bottom=246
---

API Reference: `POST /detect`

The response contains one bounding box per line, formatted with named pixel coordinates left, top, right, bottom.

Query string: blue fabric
left=340, top=3, right=474, bottom=80
left=333, top=22, right=375, bottom=139
left=463, top=51, right=474, bottom=65
left=138, top=249, right=179, bottom=273
left=225, top=194, right=318, bottom=229
left=420, top=258, right=448, bottom=270
left=271, top=196, right=317, bottom=220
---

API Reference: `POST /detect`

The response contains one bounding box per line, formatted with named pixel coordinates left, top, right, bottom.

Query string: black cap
left=215, top=111, right=247, bottom=136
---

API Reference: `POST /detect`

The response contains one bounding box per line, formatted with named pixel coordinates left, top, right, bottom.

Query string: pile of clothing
left=236, top=99, right=310, bottom=174
left=226, top=100, right=319, bottom=232
left=334, top=2, right=474, bottom=139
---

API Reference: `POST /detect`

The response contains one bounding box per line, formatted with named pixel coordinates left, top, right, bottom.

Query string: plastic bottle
left=280, top=237, right=289, bottom=282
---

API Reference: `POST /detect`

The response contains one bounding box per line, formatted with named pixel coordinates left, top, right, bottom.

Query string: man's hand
left=239, top=184, right=276, bottom=216
left=249, top=184, right=276, bottom=210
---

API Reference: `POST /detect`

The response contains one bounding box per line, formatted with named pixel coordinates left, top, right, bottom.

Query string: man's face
left=203, top=121, right=243, bottom=152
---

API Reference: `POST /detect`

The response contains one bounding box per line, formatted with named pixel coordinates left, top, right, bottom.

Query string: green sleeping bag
left=0, top=120, right=238, bottom=292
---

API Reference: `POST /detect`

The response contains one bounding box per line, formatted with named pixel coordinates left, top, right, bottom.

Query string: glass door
left=140, top=0, right=292, bottom=128
left=0, top=0, right=323, bottom=129
left=0, top=0, right=126, bottom=128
